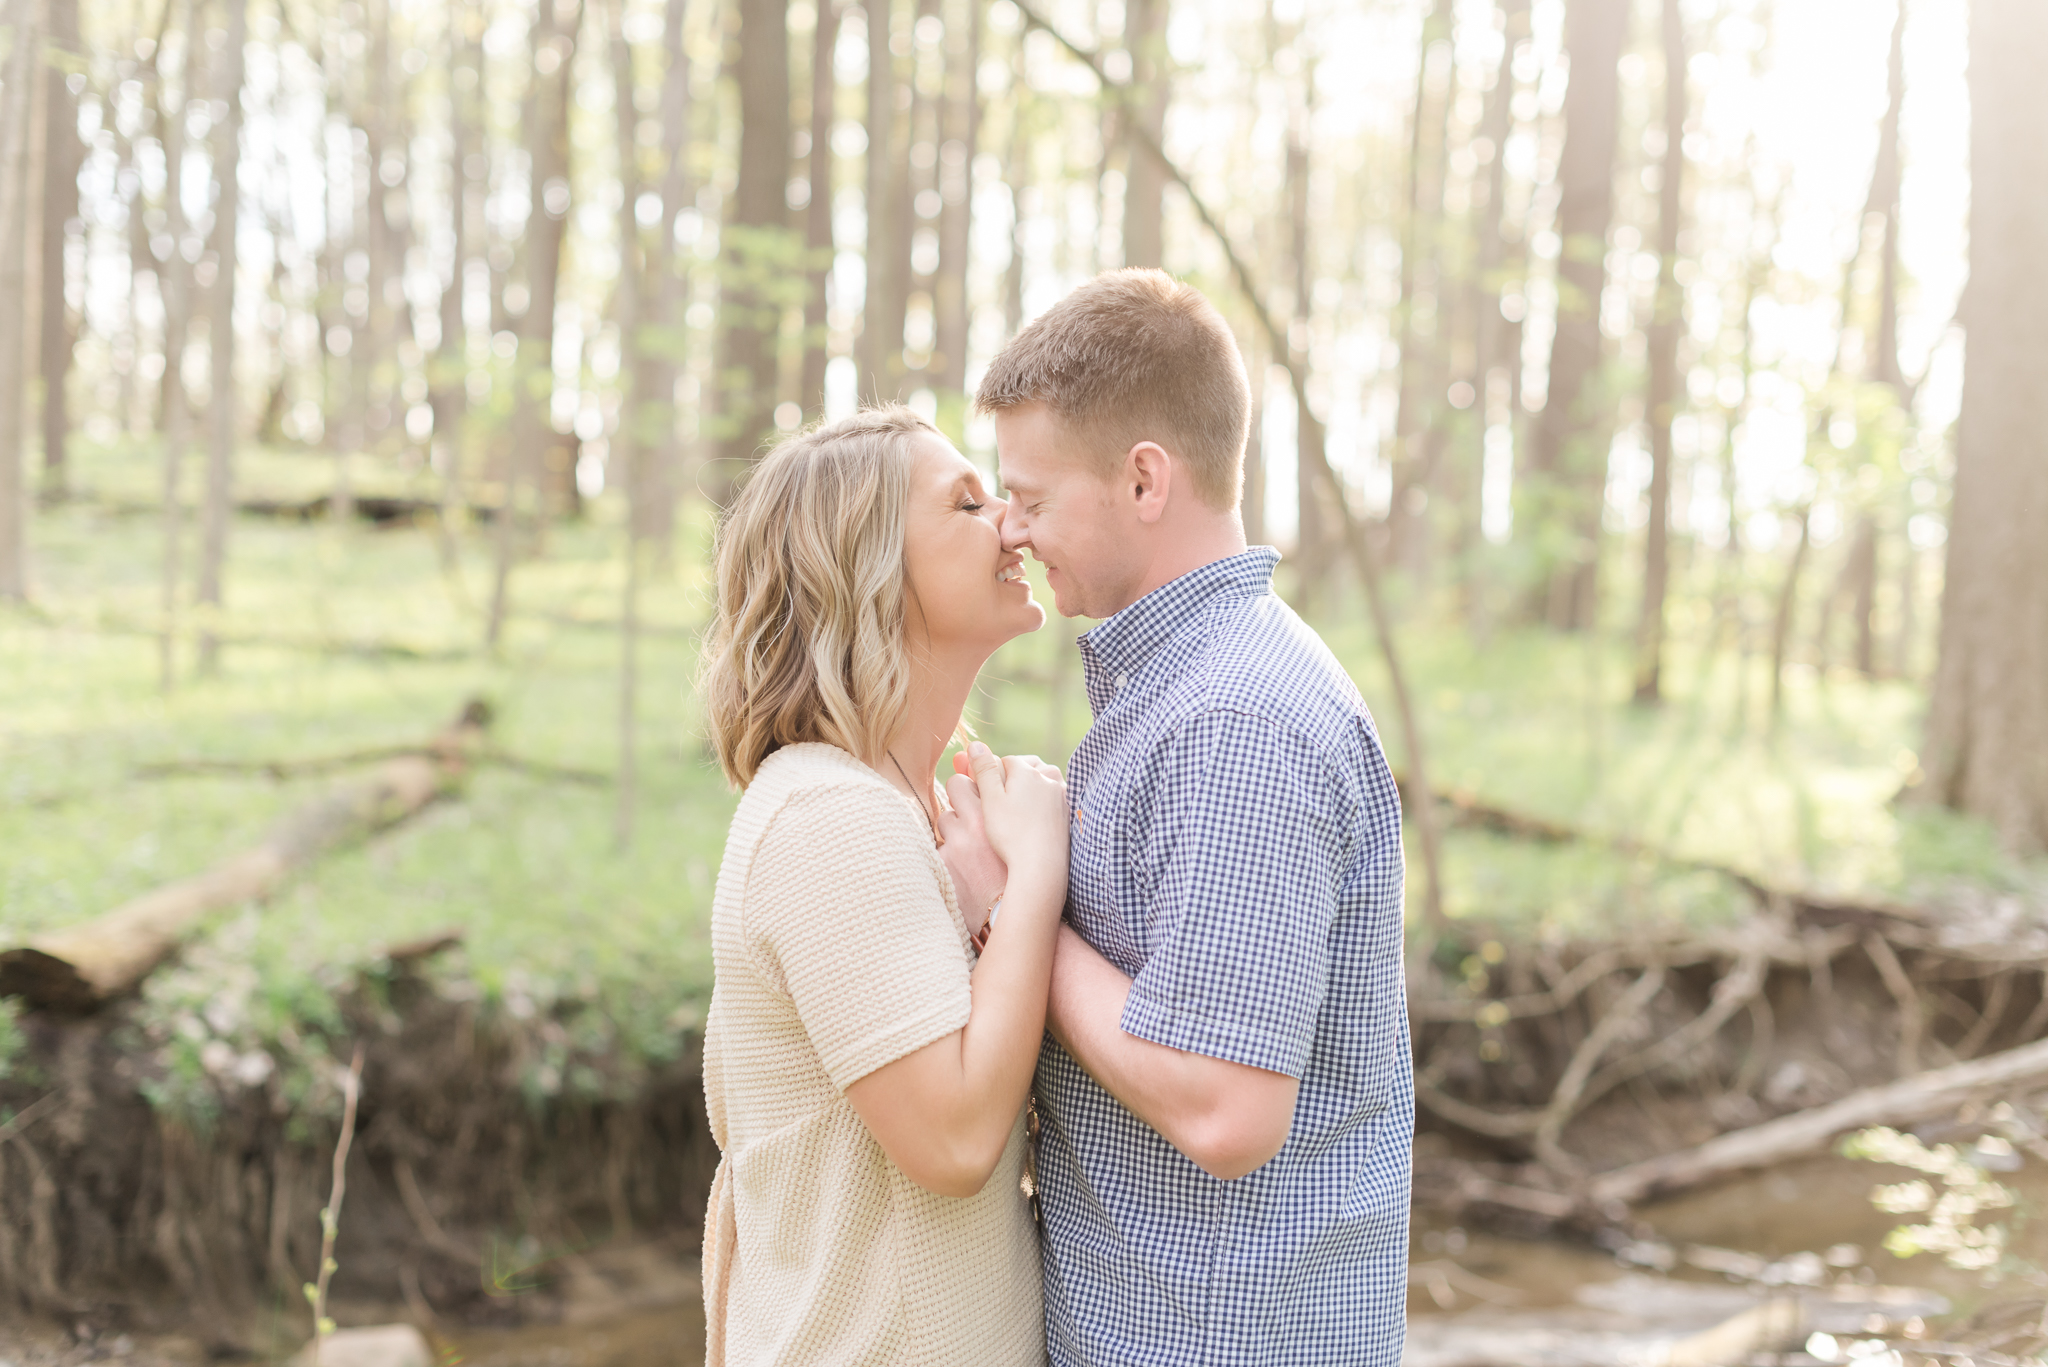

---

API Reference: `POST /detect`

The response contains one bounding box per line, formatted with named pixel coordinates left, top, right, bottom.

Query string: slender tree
left=195, top=0, right=248, bottom=675
left=431, top=0, right=480, bottom=550
left=38, top=0, right=80, bottom=500
left=1524, top=0, right=1629, bottom=630
left=1121, top=0, right=1168, bottom=270
left=859, top=0, right=904, bottom=400
left=0, top=0, right=37, bottom=599
left=1846, top=0, right=1911, bottom=679
left=1385, top=0, right=1454, bottom=574
left=1917, top=0, right=2048, bottom=853
left=486, top=0, right=582, bottom=647
left=611, top=0, right=643, bottom=846
left=1282, top=64, right=1325, bottom=606
left=638, top=0, right=691, bottom=553
left=1458, top=0, right=1529, bottom=615
left=712, top=0, right=791, bottom=486
left=1631, top=0, right=1687, bottom=704
left=932, top=0, right=980, bottom=406
left=156, top=0, right=200, bottom=686
left=798, top=0, right=841, bottom=414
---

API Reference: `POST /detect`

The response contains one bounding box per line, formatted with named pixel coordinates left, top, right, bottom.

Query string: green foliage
left=1844, top=1124, right=2032, bottom=1283
left=0, top=997, right=22, bottom=1081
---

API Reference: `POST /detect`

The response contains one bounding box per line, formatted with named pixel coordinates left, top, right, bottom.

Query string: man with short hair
left=976, top=269, right=1413, bottom=1367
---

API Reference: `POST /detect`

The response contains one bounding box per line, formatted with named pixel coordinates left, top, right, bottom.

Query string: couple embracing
left=697, top=270, right=1414, bottom=1366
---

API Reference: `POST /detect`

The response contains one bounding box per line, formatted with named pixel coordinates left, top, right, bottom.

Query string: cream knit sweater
left=701, top=742, right=1045, bottom=1366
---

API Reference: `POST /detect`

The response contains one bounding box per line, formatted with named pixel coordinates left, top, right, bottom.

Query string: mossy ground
left=3, top=439, right=2032, bottom=1073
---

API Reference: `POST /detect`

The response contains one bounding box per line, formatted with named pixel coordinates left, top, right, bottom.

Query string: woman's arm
left=844, top=745, right=1067, bottom=1198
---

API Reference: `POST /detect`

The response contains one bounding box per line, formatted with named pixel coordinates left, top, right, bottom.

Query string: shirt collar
left=1077, top=547, right=1282, bottom=684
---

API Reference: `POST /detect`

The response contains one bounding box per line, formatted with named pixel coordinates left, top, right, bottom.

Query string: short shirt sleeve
left=744, top=782, right=973, bottom=1091
left=1120, top=711, right=1349, bottom=1078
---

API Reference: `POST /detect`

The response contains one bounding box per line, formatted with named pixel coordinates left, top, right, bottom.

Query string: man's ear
left=1127, top=441, right=1174, bottom=525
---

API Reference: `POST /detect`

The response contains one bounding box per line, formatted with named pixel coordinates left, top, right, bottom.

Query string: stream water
left=5, top=1152, right=2036, bottom=1367
left=436, top=1152, right=2039, bottom=1367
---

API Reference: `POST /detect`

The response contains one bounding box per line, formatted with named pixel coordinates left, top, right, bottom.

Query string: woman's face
left=901, top=433, right=1045, bottom=658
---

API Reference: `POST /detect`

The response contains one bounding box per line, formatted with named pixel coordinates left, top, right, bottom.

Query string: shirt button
left=1114, top=673, right=1128, bottom=690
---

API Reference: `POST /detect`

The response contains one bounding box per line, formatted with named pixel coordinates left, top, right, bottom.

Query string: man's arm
left=1046, top=923, right=1298, bottom=1181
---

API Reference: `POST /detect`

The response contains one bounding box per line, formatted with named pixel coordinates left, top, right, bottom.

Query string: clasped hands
left=937, top=742, right=1066, bottom=940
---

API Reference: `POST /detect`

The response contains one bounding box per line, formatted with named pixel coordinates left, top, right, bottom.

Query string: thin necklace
left=887, top=752, right=944, bottom=847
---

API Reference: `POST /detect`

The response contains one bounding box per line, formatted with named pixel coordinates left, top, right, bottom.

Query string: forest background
left=1, top=0, right=2047, bottom=1351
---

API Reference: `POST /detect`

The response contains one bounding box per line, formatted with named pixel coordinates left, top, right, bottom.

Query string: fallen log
left=1392, top=771, right=1932, bottom=938
left=0, top=700, right=491, bottom=1013
left=1590, top=1034, right=2048, bottom=1208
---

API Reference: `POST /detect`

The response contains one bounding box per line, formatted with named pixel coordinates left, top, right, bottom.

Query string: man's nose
left=999, top=500, right=1030, bottom=552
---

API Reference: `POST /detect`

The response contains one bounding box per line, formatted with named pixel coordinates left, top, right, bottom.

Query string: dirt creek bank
left=4, top=894, right=2045, bottom=1363
left=0, top=965, right=716, bottom=1354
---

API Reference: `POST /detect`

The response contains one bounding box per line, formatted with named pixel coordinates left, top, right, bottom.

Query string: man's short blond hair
left=974, top=269, right=1250, bottom=509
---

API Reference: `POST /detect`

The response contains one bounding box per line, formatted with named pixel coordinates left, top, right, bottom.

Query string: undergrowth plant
left=0, top=998, right=21, bottom=1080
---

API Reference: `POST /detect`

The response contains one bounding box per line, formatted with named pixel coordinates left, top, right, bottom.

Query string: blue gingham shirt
left=1035, top=547, right=1413, bottom=1367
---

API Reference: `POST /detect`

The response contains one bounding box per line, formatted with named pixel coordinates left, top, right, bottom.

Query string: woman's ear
left=1127, top=441, right=1174, bottom=525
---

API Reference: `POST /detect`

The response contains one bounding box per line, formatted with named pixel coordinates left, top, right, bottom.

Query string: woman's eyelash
left=962, top=499, right=985, bottom=512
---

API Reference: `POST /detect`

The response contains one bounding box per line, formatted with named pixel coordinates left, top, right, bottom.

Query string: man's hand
left=937, top=758, right=1006, bottom=936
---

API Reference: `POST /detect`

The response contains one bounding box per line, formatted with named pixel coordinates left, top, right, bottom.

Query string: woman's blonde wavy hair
left=699, top=405, right=941, bottom=788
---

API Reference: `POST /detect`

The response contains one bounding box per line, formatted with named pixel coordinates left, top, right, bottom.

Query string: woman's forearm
left=844, top=864, right=1066, bottom=1196
left=957, top=864, right=1065, bottom=1108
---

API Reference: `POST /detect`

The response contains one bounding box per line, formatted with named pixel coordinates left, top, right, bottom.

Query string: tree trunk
left=900, top=0, right=935, bottom=383
left=195, top=0, right=248, bottom=676
left=1872, top=0, right=1909, bottom=399
left=1386, top=0, right=1451, bottom=576
left=1460, top=0, right=1530, bottom=620
left=799, top=0, right=841, bottom=415
left=932, top=0, right=980, bottom=407
left=1243, top=344, right=1265, bottom=546
left=1284, top=100, right=1326, bottom=610
left=640, top=0, right=690, bottom=552
left=0, top=0, right=42, bottom=600
left=431, top=0, right=479, bottom=526
left=1525, top=0, right=1628, bottom=631
left=37, top=0, right=79, bottom=501
left=712, top=0, right=791, bottom=488
left=1845, top=514, right=1878, bottom=678
left=1769, top=507, right=1810, bottom=720
left=1000, top=110, right=1025, bottom=341
left=486, top=0, right=581, bottom=647
left=859, top=0, right=904, bottom=401
left=153, top=3, right=199, bottom=688
left=1121, top=0, right=1168, bottom=270
left=1917, top=0, right=2048, bottom=854
left=610, top=0, right=643, bottom=848
left=1631, top=0, right=1686, bottom=705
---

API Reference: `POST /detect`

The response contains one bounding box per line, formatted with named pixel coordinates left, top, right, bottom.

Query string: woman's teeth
left=998, top=565, right=1024, bottom=583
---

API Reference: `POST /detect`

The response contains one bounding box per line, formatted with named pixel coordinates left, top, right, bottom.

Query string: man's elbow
left=1176, top=1109, right=1291, bottom=1182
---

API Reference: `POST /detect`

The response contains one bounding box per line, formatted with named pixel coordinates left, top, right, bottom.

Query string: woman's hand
left=937, top=773, right=1006, bottom=935
left=960, top=743, right=1068, bottom=882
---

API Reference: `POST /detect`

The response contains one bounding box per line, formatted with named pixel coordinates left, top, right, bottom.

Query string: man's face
left=994, top=404, right=1145, bottom=620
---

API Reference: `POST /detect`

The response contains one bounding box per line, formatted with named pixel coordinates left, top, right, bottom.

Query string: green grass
left=4, top=438, right=2035, bottom=1063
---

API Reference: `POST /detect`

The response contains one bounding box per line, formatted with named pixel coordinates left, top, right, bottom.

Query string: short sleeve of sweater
left=744, top=782, right=973, bottom=1092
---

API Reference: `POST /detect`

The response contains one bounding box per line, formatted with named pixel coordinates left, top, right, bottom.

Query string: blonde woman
left=697, top=406, right=1066, bottom=1365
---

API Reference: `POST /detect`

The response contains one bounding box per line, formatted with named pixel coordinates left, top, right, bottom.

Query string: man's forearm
left=1045, top=924, right=1298, bottom=1180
